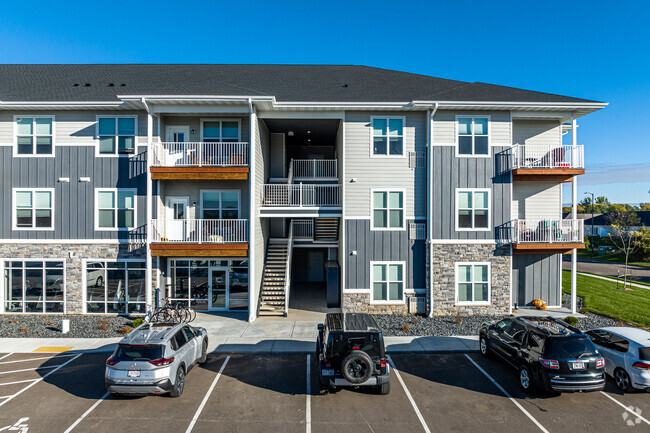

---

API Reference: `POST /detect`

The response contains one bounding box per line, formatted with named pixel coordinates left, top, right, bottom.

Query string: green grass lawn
left=562, top=270, right=650, bottom=329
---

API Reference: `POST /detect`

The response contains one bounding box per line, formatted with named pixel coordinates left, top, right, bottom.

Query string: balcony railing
left=292, top=159, right=338, bottom=179
left=262, top=184, right=341, bottom=207
left=151, top=219, right=248, bottom=243
left=512, top=219, right=583, bottom=243
left=151, top=142, right=249, bottom=167
left=293, top=219, right=314, bottom=239
left=511, top=145, right=584, bottom=170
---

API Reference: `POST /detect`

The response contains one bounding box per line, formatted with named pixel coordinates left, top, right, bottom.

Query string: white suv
left=105, top=322, right=208, bottom=397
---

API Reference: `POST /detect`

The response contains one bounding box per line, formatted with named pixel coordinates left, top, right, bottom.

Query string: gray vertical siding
left=345, top=219, right=426, bottom=289
left=512, top=253, right=561, bottom=307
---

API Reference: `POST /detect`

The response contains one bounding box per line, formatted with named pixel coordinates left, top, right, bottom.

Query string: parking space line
left=63, top=391, right=110, bottom=433
left=0, top=353, right=82, bottom=408
left=0, top=353, right=77, bottom=365
left=463, top=354, right=549, bottom=433
left=599, top=391, right=650, bottom=426
left=0, top=379, right=39, bottom=387
left=185, top=356, right=230, bottom=433
left=387, top=355, right=431, bottom=433
left=306, top=354, right=311, bottom=433
left=0, top=365, right=61, bottom=375
left=0, top=353, right=14, bottom=361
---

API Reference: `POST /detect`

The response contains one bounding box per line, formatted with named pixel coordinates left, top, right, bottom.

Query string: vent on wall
left=409, top=151, right=425, bottom=168
left=408, top=296, right=426, bottom=315
left=409, top=223, right=426, bottom=240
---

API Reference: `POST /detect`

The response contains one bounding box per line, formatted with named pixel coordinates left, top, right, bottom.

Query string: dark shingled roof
left=0, top=64, right=602, bottom=104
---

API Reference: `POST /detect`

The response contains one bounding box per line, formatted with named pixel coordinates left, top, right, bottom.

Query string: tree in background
left=608, top=211, right=642, bottom=289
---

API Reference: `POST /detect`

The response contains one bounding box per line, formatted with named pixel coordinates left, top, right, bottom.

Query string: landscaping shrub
left=402, top=323, right=410, bottom=332
left=564, top=316, right=578, bottom=326
left=132, top=318, right=144, bottom=328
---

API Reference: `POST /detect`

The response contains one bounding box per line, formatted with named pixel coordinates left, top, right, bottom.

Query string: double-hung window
left=15, top=116, right=54, bottom=156
left=457, top=116, right=489, bottom=156
left=201, top=190, right=240, bottom=219
left=96, top=189, right=136, bottom=230
left=202, top=120, right=240, bottom=142
left=13, top=189, right=54, bottom=230
left=372, top=190, right=404, bottom=229
left=372, top=117, right=404, bottom=156
left=371, top=262, right=404, bottom=303
left=97, top=116, right=137, bottom=155
left=456, top=263, right=490, bottom=304
left=456, top=189, right=490, bottom=231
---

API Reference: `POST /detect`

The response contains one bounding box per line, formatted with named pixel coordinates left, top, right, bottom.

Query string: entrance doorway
left=166, top=126, right=190, bottom=143
left=209, top=268, right=228, bottom=311
left=166, top=197, right=189, bottom=241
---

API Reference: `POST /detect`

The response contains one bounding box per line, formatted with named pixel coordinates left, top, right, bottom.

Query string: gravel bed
left=0, top=315, right=143, bottom=338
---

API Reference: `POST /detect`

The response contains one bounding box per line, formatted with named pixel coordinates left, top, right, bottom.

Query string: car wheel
left=170, top=367, right=185, bottom=397
left=340, top=350, right=373, bottom=384
left=378, top=381, right=391, bottom=395
left=96, top=276, right=103, bottom=287
left=198, top=340, right=208, bottom=364
left=479, top=335, right=491, bottom=358
left=519, top=365, right=536, bottom=394
left=614, top=368, right=633, bottom=392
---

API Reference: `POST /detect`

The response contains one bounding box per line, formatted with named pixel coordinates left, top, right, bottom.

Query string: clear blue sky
left=2, top=0, right=648, bottom=204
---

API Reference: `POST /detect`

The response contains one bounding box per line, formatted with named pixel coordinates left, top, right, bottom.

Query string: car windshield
left=639, top=347, right=650, bottom=361
left=545, top=337, right=597, bottom=358
left=114, top=344, right=164, bottom=361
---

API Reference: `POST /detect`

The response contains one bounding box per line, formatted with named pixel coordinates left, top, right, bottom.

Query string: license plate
left=128, top=370, right=140, bottom=377
left=321, top=369, right=334, bottom=376
left=572, top=362, right=585, bottom=370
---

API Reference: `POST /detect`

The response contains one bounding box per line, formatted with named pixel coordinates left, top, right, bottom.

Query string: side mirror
left=317, top=324, right=324, bottom=332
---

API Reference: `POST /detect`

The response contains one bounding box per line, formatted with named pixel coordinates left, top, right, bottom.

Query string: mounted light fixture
left=288, top=131, right=294, bottom=136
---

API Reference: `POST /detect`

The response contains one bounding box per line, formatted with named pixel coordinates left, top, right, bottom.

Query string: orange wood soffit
left=150, top=167, right=249, bottom=180
left=512, top=168, right=585, bottom=183
left=513, top=243, right=585, bottom=254
left=150, top=243, right=249, bottom=257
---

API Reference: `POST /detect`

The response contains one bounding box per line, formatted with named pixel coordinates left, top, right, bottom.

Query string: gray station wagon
left=105, top=322, right=208, bottom=397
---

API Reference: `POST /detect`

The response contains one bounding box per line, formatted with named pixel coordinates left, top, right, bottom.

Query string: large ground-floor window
left=85, top=260, right=146, bottom=314
left=169, top=259, right=248, bottom=311
left=3, top=260, right=65, bottom=313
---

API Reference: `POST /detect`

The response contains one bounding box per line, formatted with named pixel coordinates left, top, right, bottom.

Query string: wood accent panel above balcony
left=512, top=168, right=585, bottom=182
left=150, top=243, right=248, bottom=257
left=150, top=166, right=249, bottom=180
left=512, top=243, right=585, bottom=254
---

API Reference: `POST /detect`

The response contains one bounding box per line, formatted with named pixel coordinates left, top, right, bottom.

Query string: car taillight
left=352, top=346, right=361, bottom=350
left=106, top=356, right=118, bottom=366
left=324, top=359, right=331, bottom=368
left=149, top=357, right=174, bottom=366
left=596, top=357, right=605, bottom=368
left=540, top=358, right=560, bottom=369
left=633, top=361, right=650, bottom=370
left=379, top=359, right=387, bottom=368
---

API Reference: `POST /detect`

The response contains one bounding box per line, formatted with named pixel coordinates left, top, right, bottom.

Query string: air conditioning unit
left=408, top=296, right=426, bottom=315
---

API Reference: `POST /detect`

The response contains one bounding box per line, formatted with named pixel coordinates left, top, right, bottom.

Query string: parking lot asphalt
left=0, top=351, right=648, bottom=433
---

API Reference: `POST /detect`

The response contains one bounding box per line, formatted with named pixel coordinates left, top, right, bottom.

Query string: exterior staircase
left=258, top=239, right=289, bottom=316
left=314, top=217, right=339, bottom=241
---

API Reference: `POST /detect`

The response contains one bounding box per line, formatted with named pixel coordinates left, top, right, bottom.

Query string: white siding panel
left=512, top=182, right=561, bottom=220
left=512, top=119, right=561, bottom=146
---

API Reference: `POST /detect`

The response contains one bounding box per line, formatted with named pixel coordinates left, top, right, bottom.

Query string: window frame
left=369, top=116, right=406, bottom=158
left=455, top=188, right=491, bottom=232
left=370, top=189, right=406, bottom=231
left=82, top=259, right=146, bottom=314
left=455, top=262, right=491, bottom=306
left=0, top=259, right=67, bottom=314
left=455, top=115, right=491, bottom=158
left=200, top=118, right=242, bottom=142
left=369, top=261, right=406, bottom=304
left=13, top=115, right=56, bottom=157
left=94, top=188, right=138, bottom=231
left=12, top=188, right=55, bottom=231
left=199, top=189, right=241, bottom=220
left=95, top=115, right=138, bottom=157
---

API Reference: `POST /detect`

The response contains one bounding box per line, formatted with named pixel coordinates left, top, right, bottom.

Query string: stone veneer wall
left=0, top=243, right=146, bottom=314
left=343, top=293, right=426, bottom=315
left=430, top=243, right=510, bottom=316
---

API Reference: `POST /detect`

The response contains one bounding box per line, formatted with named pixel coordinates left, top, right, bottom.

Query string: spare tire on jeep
left=341, top=350, right=373, bottom=384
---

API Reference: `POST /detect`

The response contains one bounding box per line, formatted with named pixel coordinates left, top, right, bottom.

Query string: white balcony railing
left=151, top=142, right=249, bottom=167
left=150, top=219, right=248, bottom=243
left=262, top=184, right=341, bottom=207
left=511, top=144, right=584, bottom=169
left=292, top=159, right=338, bottom=179
left=512, top=219, right=583, bottom=243
left=293, top=219, right=314, bottom=239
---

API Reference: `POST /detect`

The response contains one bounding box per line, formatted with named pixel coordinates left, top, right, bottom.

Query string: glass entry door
left=209, top=268, right=228, bottom=310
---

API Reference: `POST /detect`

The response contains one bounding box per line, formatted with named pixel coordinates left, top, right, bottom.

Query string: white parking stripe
left=0, top=353, right=81, bottom=408
left=63, top=391, right=110, bottom=433
left=0, top=394, right=13, bottom=399
left=0, top=353, right=14, bottom=361
left=0, top=379, right=39, bottom=387
left=600, top=391, right=650, bottom=426
left=464, top=354, right=549, bottom=433
left=185, top=356, right=230, bottom=433
left=0, top=354, right=76, bottom=365
left=306, top=354, right=311, bottom=433
left=387, top=355, right=431, bottom=433
left=0, top=365, right=61, bottom=375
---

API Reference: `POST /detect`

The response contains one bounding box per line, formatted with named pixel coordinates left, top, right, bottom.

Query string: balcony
left=292, top=159, right=338, bottom=180
left=511, top=218, right=584, bottom=253
left=262, top=184, right=341, bottom=207
left=150, top=142, right=249, bottom=180
left=149, top=218, right=248, bottom=257
left=510, top=145, right=584, bottom=182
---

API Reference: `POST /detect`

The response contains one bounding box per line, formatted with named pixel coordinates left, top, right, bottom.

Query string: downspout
left=427, top=103, right=438, bottom=318
left=247, top=98, right=257, bottom=322
left=143, top=97, right=154, bottom=312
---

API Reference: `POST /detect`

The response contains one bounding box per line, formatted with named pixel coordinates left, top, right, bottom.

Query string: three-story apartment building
left=0, top=65, right=605, bottom=321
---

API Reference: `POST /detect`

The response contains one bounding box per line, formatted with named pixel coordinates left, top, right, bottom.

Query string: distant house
left=566, top=211, right=650, bottom=237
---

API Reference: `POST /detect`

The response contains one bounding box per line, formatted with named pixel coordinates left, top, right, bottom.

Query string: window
left=456, top=189, right=490, bottom=231
left=372, top=117, right=404, bottom=156
left=371, top=262, right=404, bottom=303
left=201, top=120, right=240, bottom=142
left=457, top=116, right=489, bottom=156
left=456, top=263, right=490, bottom=304
left=13, top=189, right=54, bottom=230
left=96, top=189, right=136, bottom=230
left=3, top=260, right=64, bottom=313
left=372, top=190, right=404, bottom=229
left=97, top=116, right=137, bottom=155
left=201, top=190, right=240, bottom=219
left=85, top=260, right=146, bottom=314
left=14, top=116, right=54, bottom=156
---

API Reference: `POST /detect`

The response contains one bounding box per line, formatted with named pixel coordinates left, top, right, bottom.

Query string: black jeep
left=316, top=313, right=390, bottom=395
